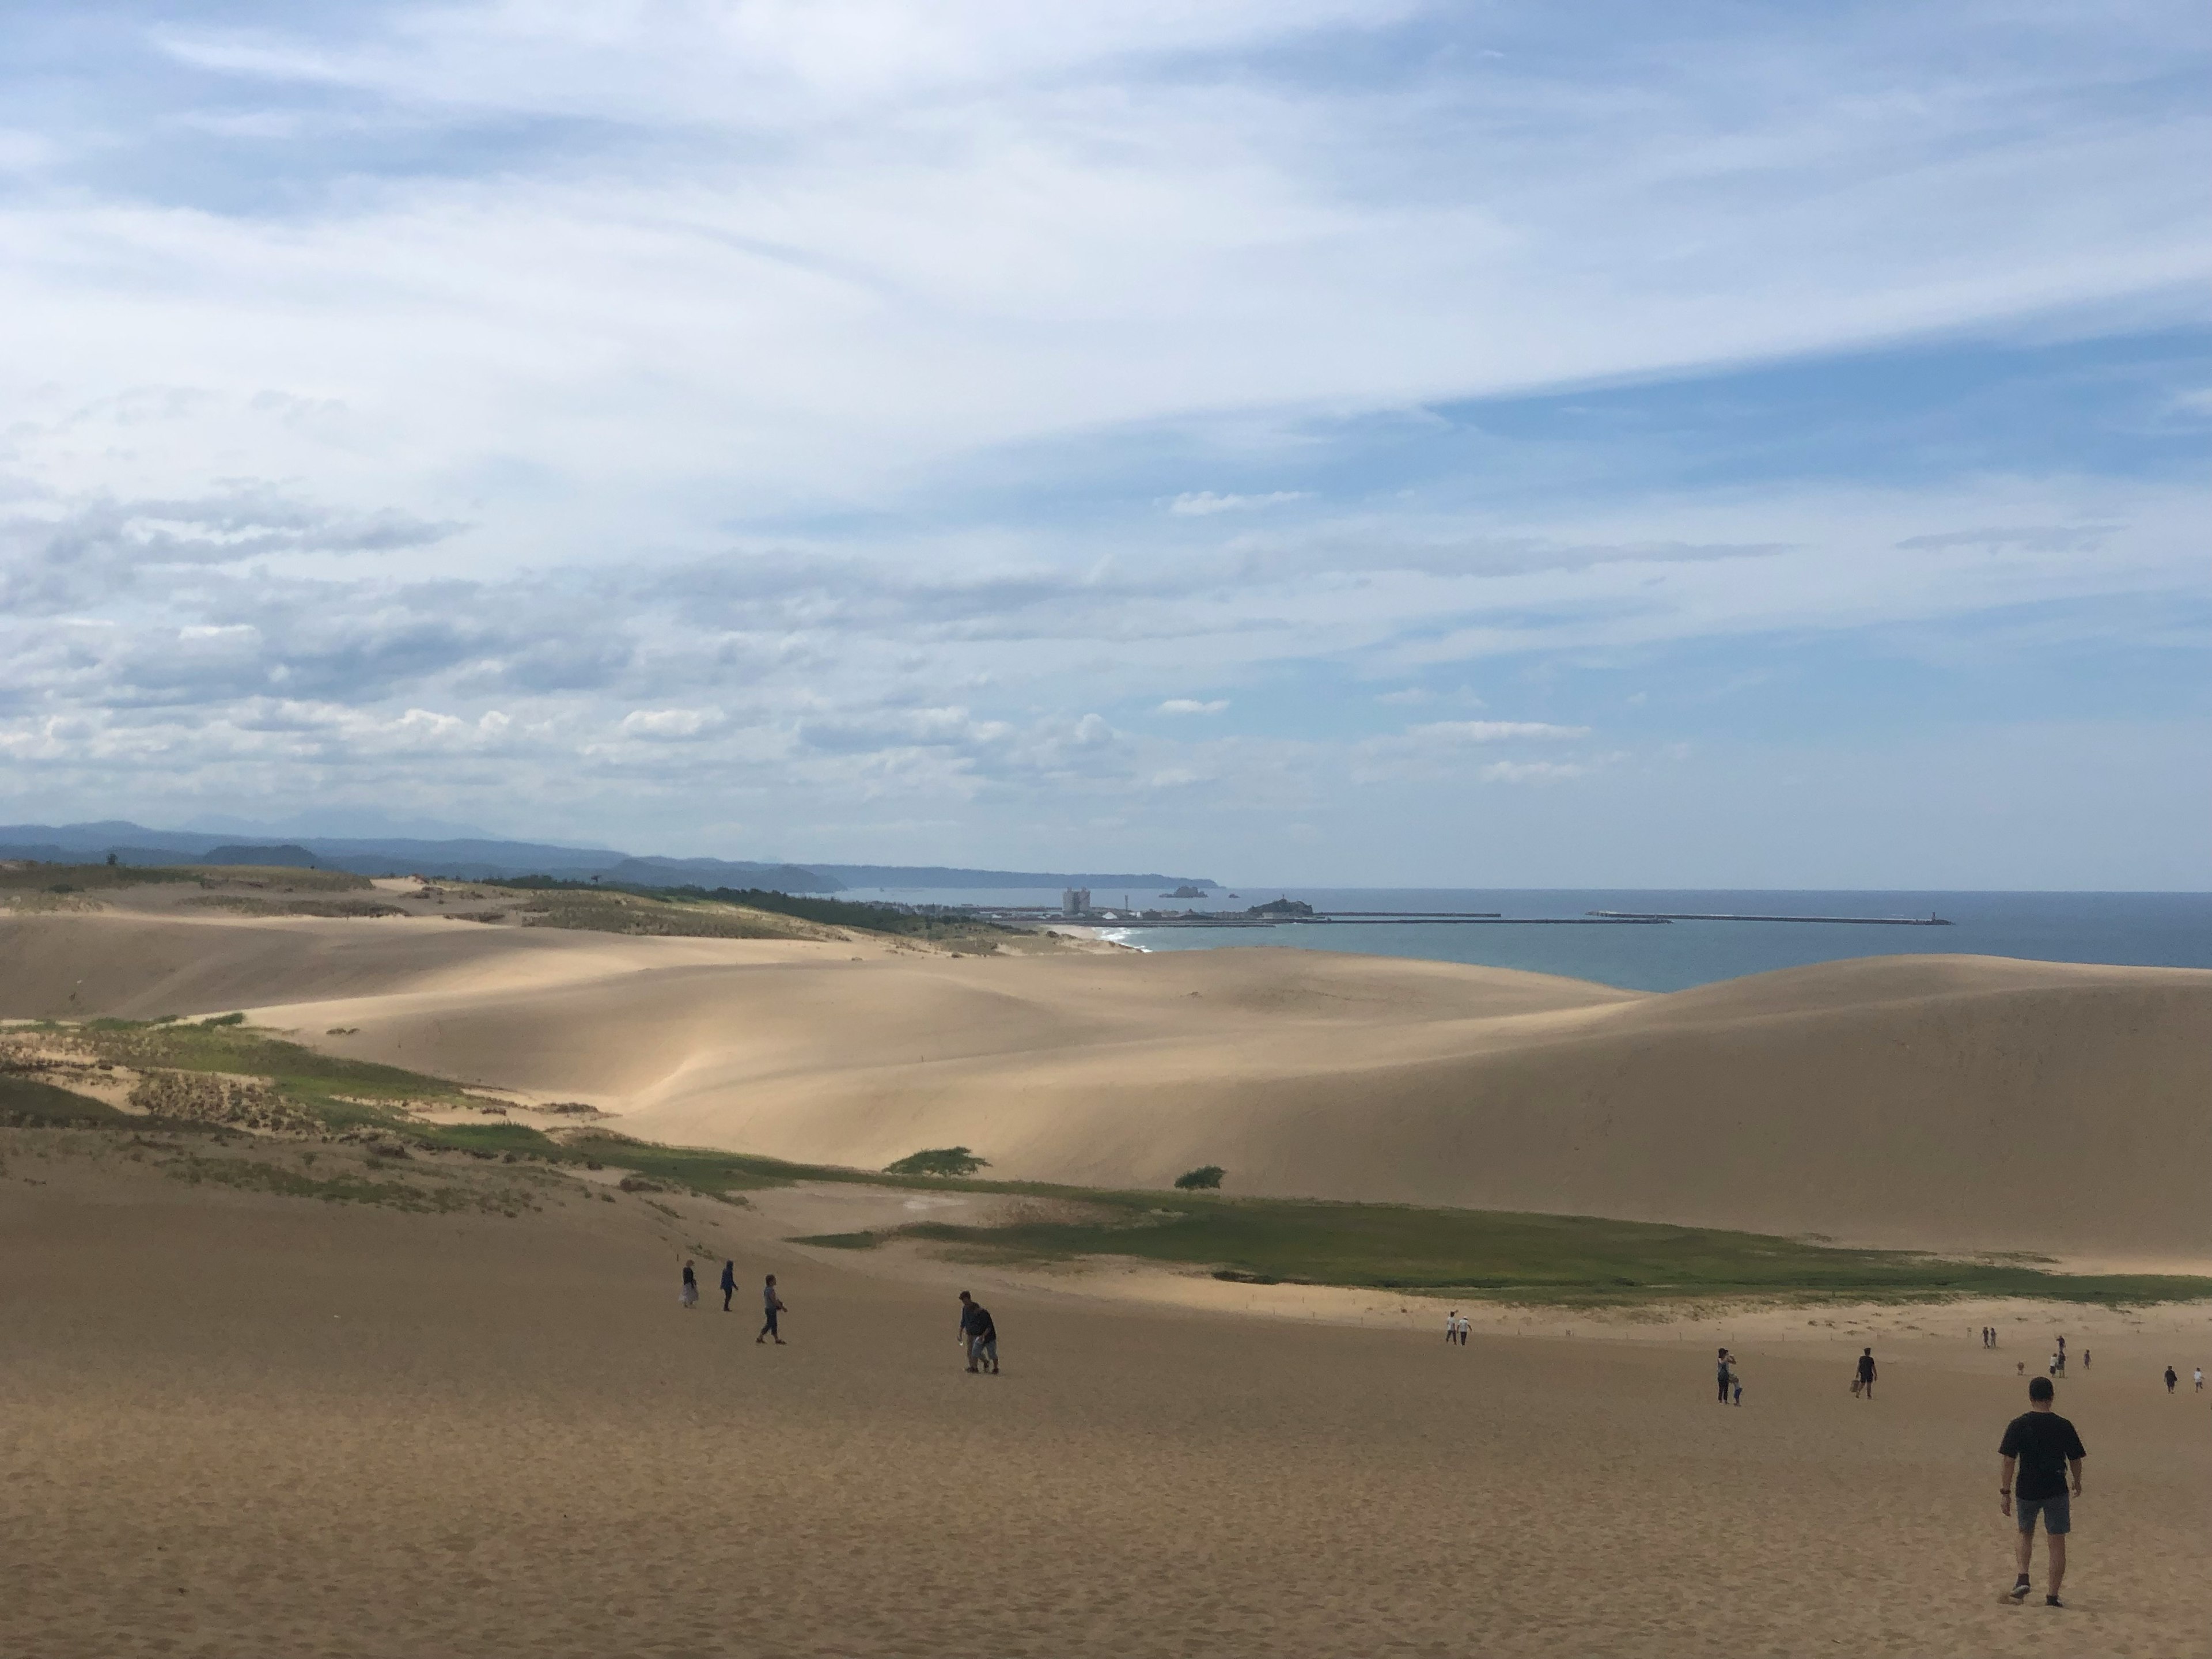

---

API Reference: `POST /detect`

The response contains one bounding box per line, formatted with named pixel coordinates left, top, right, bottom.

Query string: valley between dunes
left=5, top=904, right=2207, bottom=1262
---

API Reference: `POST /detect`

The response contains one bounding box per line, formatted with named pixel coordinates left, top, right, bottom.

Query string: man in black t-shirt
left=957, top=1290, right=998, bottom=1374
left=1998, top=1374, right=2086, bottom=1606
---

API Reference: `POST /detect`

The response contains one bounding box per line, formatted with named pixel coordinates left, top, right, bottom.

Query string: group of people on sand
left=677, top=1260, right=1001, bottom=1373
left=680, top=1259, right=787, bottom=1343
left=1442, top=1311, right=1469, bottom=1345
left=1707, top=1324, right=2212, bottom=1608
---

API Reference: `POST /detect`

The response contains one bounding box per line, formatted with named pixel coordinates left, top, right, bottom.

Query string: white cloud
left=1478, top=759, right=1590, bottom=784
left=0, top=6, right=2203, bottom=881
left=1169, top=491, right=1309, bottom=517
left=621, top=707, right=726, bottom=739
left=1400, top=720, right=1589, bottom=744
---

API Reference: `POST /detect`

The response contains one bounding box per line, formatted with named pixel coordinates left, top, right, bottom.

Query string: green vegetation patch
left=490, top=884, right=825, bottom=941
left=556, top=1132, right=805, bottom=1197
left=884, top=1146, right=990, bottom=1177
left=182, top=895, right=404, bottom=918
left=0, top=1071, right=134, bottom=1127
left=483, top=876, right=1034, bottom=950
left=51, top=1018, right=476, bottom=1130
left=788, top=1232, right=884, bottom=1250
left=0, top=862, right=200, bottom=894
left=884, top=1194, right=2212, bottom=1307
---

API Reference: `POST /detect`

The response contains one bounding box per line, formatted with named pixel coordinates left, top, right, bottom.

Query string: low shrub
left=884, top=1146, right=990, bottom=1177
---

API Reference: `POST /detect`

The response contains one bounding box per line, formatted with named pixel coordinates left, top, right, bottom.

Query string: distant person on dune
left=1447, top=1311, right=1459, bottom=1345
left=1458, top=1314, right=1470, bottom=1346
left=2195, top=1367, right=2203, bottom=1393
left=2165, top=1366, right=2178, bottom=1394
left=1717, top=1348, right=1734, bottom=1403
left=1854, top=1349, right=1877, bottom=1399
left=757, top=1274, right=786, bottom=1344
left=2000, top=1374, right=2086, bottom=1607
left=1732, top=1368, right=1744, bottom=1407
left=680, top=1259, right=698, bottom=1309
left=719, top=1260, right=736, bottom=1312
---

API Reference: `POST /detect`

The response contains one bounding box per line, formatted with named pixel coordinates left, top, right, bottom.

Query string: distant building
left=1060, top=887, right=1091, bottom=916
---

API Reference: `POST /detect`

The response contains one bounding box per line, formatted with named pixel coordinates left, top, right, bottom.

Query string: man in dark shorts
left=2165, top=1365, right=2178, bottom=1394
left=1855, top=1347, right=1877, bottom=1399
left=1999, top=1374, right=2085, bottom=1606
left=957, top=1290, right=998, bottom=1373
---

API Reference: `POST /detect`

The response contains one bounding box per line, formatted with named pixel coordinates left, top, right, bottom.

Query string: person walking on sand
left=956, top=1290, right=998, bottom=1374
left=1446, top=1310, right=1460, bottom=1345
left=1717, top=1348, right=1738, bottom=1403
left=680, top=1259, right=699, bottom=1309
left=719, top=1260, right=736, bottom=1312
left=1855, top=1348, right=1877, bottom=1399
left=2165, top=1365, right=2179, bottom=1394
left=1732, top=1365, right=1744, bottom=1407
left=2195, top=1366, right=2203, bottom=1393
left=2000, top=1374, right=2086, bottom=1606
left=756, top=1274, right=786, bottom=1344
left=1458, top=1314, right=1470, bottom=1346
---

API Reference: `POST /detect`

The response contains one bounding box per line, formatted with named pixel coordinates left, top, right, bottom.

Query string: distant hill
left=0, top=821, right=1217, bottom=896
left=813, top=865, right=1217, bottom=890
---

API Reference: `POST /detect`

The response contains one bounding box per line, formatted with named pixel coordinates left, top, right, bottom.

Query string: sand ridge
left=4, top=904, right=2209, bottom=1258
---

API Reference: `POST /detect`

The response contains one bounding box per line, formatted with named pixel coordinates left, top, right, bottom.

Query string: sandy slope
left=6, top=1143, right=2211, bottom=1659
left=3, top=906, right=2209, bottom=1257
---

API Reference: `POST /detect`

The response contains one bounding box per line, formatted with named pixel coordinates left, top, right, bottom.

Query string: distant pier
left=1586, top=910, right=1950, bottom=926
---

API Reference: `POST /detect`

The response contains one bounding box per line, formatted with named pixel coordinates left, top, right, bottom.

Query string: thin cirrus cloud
left=1168, top=492, right=1308, bottom=517
left=0, top=2, right=2204, bottom=881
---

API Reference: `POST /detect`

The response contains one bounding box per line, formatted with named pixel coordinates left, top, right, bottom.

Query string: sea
left=832, top=887, right=2212, bottom=993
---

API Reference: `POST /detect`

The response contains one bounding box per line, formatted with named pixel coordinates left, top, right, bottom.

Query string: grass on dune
left=0, top=1071, right=137, bottom=1126
left=60, top=1020, right=479, bottom=1129
left=18, top=1017, right=2212, bottom=1307
left=827, top=1196, right=2212, bottom=1308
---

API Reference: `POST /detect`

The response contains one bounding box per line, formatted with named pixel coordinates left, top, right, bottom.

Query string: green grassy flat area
left=871, top=1198, right=2212, bottom=1306
left=12, top=1018, right=2211, bottom=1306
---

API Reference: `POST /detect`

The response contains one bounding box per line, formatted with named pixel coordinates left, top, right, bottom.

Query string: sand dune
left=7, top=1134, right=2211, bottom=1658
left=4, top=906, right=2208, bottom=1258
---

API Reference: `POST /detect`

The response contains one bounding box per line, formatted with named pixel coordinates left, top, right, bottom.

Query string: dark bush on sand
left=884, top=1146, right=990, bottom=1177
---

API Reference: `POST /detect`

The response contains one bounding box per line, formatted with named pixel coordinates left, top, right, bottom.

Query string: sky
left=1, top=1, right=2207, bottom=885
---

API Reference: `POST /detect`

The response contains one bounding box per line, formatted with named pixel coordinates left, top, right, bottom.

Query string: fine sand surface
left=3, top=906, right=2211, bottom=1258
left=6, top=1142, right=2212, bottom=1659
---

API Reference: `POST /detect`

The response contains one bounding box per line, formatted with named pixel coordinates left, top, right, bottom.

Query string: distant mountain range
left=0, top=821, right=1215, bottom=895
